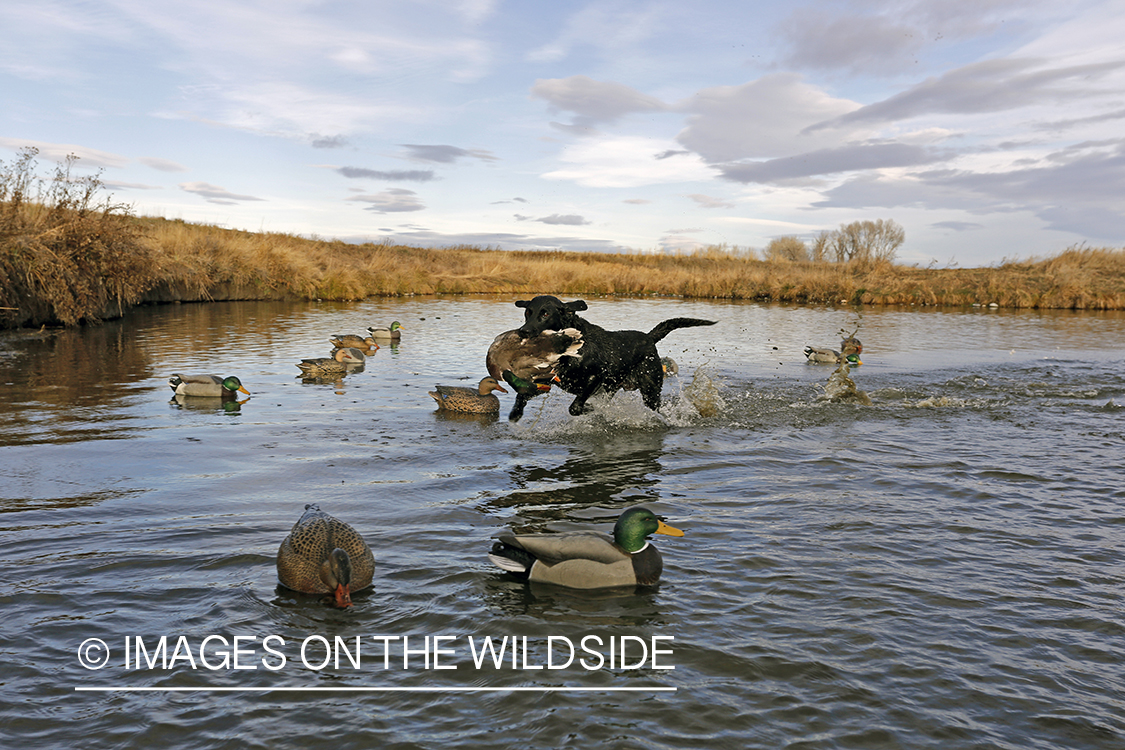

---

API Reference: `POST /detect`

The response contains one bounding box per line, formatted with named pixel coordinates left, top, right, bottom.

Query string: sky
left=2, top=0, right=1124, bottom=267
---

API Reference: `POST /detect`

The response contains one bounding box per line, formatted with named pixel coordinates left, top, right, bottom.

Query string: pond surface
left=1, top=296, right=1123, bottom=749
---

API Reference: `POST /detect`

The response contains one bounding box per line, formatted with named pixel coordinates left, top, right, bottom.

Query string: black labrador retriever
left=507, top=295, right=716, bottom=421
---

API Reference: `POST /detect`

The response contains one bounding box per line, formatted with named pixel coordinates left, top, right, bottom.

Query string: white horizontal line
left=75, top=686, right=675, bottom=693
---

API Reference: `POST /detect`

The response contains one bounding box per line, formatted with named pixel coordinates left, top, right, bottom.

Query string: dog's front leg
left=567, top=378, right=603, bottom=416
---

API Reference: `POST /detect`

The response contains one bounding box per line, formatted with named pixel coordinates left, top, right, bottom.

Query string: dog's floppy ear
left=515, top=300, right=530, bottom=309
left=564, top=300, right=588, bottom=312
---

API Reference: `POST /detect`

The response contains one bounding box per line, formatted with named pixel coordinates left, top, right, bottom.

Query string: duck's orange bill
left=334, top=583, right=353, bottom=608
left=656, top=520, right=685, bottom=537
left=238, top=386, right=251, bottom=395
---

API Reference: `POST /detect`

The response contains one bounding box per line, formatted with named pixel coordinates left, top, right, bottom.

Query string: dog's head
left=515, top=295, right=588, bottom=337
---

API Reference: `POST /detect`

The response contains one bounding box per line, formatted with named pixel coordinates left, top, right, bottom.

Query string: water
left=1, top=296, right=1123, bottom=749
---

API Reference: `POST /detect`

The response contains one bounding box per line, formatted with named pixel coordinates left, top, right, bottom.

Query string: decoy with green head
left=488, top=506, right=684, bottom=589
left=168, top=374, right=250, bottom=398
left=804, top=336, right=863, bottom=365
left=277, top=504, right=374, bottom=608
left=486, top=327, right=583, bottom=396
left=367, top=321, right=404, bottom=340
left=429, top=376, right=508, bottom=414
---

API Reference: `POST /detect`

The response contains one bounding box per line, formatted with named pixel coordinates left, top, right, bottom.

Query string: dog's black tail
left=648, top=317, right=717, bottom=343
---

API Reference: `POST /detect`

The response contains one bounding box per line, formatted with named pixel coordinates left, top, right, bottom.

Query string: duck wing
left=497, top=530, right=627, bottom=565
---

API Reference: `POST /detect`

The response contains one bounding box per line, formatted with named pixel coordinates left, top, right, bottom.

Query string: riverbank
left=3, top=211, right=1125, bottom=328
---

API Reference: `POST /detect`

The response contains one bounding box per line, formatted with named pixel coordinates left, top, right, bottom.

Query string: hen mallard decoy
left=168, top=374, right=250, bottom=398
left=297, top=347, right=366, bottom=376
left=367, top=321, right=403, bottom=340
left=428, top=376, right=508, bottom=413
left=804, top=336, right=863, bottom=365
left=329, top=334, right=380, bottom=351
left=485, top=327, right=583, bottom=396
left=488, top=507, right=684, bottom=589
left=277, top=504, right=374, bottom=608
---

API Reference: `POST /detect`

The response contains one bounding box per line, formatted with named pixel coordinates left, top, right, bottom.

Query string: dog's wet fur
left=507, top=295, right=716, bottom=421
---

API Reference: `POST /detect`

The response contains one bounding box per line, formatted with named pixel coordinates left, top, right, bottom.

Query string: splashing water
left=683, top=365, right=726, bottom=417
left=820, top=361, right=872, bottom=405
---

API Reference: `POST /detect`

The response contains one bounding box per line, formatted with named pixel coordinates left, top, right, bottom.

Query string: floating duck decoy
left=297, top=347, right=366, bottom=376
left=329, top=334, right=380, bottom=351
left=167, top=374, right=250, bottom=398
left=367, top=321, right=403, bottom=340
left=428, top=376, right=509, bottom=413
left=488, top=507, right=684, bottom=589
left=804, top=337, right=863, bottom=365
left=277, top=504, right=374, bottom=608
left=486, top=328, right=583, bottom=396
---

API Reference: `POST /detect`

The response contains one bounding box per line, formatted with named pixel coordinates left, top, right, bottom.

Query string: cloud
left=536, top=214, right=590, bottom=226
left=102, top=181, right=163, bottom=191
left=180, top=182, right=265, bottom=204
left=337, top=166, right=436, bottom=181
left=689, top=194, right=736, bottom=209
left=932, top=221, right=985, bottom=232
left=347, top=188, right=425, bottom=213
left=139, top=157, right=188, bottom=172
left=543, top=135, right=713, bottom=188
left=815, top=139, right=1125, bottom=239
left=311, top=135, right=348, bottom=149
left=811, top=58, right=1125, bottom=131
left=1035, top=107, right=1125, bottom=132
left=525, top=4, right=667, bottom=65
left=778, top=10, right=923, bottom=74
left=675, top=73, right=864, bottom=163
left=0, top=137, right=128, bottom=168
left=399, top=144, right=497, bottom=163
left=531, top=75, right=666, bottom=127
left=717, top=141, right=948, bottom=183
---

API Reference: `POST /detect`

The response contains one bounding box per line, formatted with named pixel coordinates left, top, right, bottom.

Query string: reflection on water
left=1, top=297, right=1124, bottom=749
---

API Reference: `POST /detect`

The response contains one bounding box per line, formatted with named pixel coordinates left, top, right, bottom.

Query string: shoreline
left=3, top=213, right=1124, bottom=329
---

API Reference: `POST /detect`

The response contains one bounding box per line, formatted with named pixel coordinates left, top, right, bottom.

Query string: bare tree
left=826, top=219, right=904, bottom=265
left=764, top=236, right=810, bottom=262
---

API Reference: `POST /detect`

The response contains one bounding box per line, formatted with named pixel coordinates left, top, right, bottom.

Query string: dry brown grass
left=3, top=150, right=1124, bottom=327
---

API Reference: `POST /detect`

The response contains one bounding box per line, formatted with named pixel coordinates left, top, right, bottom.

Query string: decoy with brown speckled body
left=277, top=504, right=374, bottom=607
left=296, top=347, right=366, bottom=376
left=428, top=376, right=508, bottom=413
left=329, top=334, right=380, bottom=351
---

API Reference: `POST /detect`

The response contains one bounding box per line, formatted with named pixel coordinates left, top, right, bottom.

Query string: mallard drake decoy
left=485, top=328, right=583, bottom=396
left=329, top=334, right=380, bottom=351
left=429, top=376, right=508, bottom=413
left=367, top=321, right=403, bottom=340
left=661, top=357, right=678, bottom=376
left=277, top=504, right=374, bottom=608
left=804, top=337, right=862, bottom=365
left=488, top=507, right=684, bottom=589
left=297, top=347, right=365, bottom=376
left=168, top=374, right=250, bottom=398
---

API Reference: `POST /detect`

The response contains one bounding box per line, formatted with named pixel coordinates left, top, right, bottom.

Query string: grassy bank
left=3, top=153, right=1124, bottom=328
